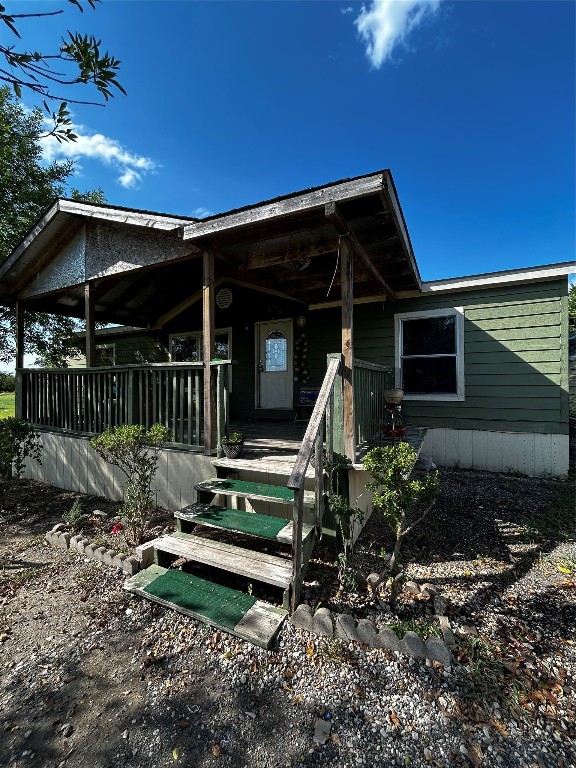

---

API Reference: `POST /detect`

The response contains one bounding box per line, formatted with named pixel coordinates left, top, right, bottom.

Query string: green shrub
left=90, top=423, right=171, bottom=544
left=0, top=372, right=15, bottom=393
left=62, top=498, right=88, bottom=533
left=0, top=418, right=42, bottom=490
left=364, top=443, right=439, bottom=607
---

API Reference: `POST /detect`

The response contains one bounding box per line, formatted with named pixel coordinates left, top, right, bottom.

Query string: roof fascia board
left=180, top=173, right=387, bottom=240
left=417, top=261, right=576, bottom=295
left=308, top=261, right=575, bottom=309
left=0, top=199, right=60, bottom=280
left=56, top=199, right=191, bottom=231
left=381, top=171, right=422, bottom=292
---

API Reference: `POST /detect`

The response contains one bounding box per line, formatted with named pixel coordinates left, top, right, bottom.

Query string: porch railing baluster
left=18, top=362, right=222, bottom=451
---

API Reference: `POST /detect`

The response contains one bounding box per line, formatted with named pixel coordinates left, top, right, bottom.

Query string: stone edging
left=45, top=524, right=141, bottom=575
left=291, top=604, right=455, bottom=668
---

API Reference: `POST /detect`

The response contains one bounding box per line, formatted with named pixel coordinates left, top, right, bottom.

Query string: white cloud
left=191, top=207, right=214, bottom=219
left=40, top=124, right=158, bottom=189
left=354, top=0, right=442, bottom=68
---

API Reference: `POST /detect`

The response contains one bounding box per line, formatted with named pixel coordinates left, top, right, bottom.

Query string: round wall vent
left=216, top=288, right=233, bottom=309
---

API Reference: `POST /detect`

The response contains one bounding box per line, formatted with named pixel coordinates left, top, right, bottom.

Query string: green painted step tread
left=175, top=503, right=314, bottom=544
left=124, top=565, right=286, bottom=649
left=196, top=478, right=315, bottom=507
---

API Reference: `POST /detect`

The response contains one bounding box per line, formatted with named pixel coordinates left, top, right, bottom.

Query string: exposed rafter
left=324, top=202, right=397, bottom=302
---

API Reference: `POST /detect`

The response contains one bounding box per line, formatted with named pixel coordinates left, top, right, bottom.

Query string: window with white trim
left=169, top=328, right=232, bottom=388
left=169, top=328, right=231, bottom=363
left=394, top=308, right=464, bottom=400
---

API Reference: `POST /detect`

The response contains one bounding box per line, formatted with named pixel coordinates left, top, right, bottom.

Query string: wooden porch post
left=84, top=283, right=96, bottom=368
left=15, top=300, right=25, bottom=371
left=15, top=300, right=25, bottom=419
left=202, top=252, right=216, bottom=455
left=341, top=236, right=355, bottom=461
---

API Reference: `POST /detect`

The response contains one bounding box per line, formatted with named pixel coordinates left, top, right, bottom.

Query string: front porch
left=4, top=171, right=426, bottom=633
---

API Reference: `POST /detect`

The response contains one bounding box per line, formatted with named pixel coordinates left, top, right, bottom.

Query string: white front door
left=256, top=319, right=293, bottom=409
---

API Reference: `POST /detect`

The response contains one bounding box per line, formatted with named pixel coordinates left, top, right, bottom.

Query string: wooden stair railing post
left=288, top=355, right=341, bottom=611
left=291, top=486, right=304, bottom=612
left=314, top=429, right=323, bottom=538
left=215, top=363, right=225, bottom=458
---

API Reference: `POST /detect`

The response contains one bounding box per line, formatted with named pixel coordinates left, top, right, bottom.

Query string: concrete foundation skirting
left=24, top=431, right=216, bottom=510
left=421, top=429, right=569, bottom=478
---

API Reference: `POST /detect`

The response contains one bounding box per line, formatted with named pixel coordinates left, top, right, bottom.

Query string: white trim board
left=420, top=428, right=569, bottom=478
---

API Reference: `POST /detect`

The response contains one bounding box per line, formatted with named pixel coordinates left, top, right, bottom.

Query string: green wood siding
left=373, top=279, right=569, bottom=435
left=82, top=277, right=569, bottom=436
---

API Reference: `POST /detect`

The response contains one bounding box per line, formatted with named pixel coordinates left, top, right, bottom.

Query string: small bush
left=90, top=423, right=171, bottom=544
left=62, top=498, right=88, bottom=533
left=0, top=373, right=15, bottom=393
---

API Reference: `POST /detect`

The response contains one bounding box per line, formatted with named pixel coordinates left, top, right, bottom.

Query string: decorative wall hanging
left=293, top=331, right=310, bottom=385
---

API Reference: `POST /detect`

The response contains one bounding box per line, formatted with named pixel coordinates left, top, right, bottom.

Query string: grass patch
left=453, top=636, right=524, bottom=717
left=0, top=392, right=15, bottom=419
left=390, top=617, right=441, bottom=639
left=524, top=480, right=576, bottom=540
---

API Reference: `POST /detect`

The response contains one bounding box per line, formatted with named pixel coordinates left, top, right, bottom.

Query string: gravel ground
left=1, top=469, right=575, bottom=768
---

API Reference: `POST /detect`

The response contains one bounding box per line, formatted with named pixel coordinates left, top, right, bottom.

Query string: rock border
left=291, top=604, right=455, bottom=668
left=44, top=524, right=141, bottom=576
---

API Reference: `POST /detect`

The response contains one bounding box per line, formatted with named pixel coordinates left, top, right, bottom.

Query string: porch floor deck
left=225, top=419, right=309, bottom=476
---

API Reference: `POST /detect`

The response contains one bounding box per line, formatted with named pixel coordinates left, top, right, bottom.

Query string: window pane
left=403, top=316, right=456, bottom=356
left=96, top=346, right=114, bottom=367
left=215, top=333, right=229, bottom=359
left=402, top=357, right=457, bottom=394
left=265, top=331, right=287, bottom=371
left=171, top=336, right=198, bottom=362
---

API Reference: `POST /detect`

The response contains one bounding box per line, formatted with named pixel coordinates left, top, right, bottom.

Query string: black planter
left=221, top=441, right=244, bottom=459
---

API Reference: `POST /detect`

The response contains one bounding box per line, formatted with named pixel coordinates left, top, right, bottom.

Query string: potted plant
left=384, top=388, right=404, bottom=405
left=220, top=431, right=244, bottom=459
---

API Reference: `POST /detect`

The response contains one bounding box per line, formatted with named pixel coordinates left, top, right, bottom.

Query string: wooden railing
left=287, top=354, right=341, bottom=611
left=353, top=359, right=394, bottom=448
left=18, top=361, right=231, bottom=451
left=330, top=357, right=393, bottom=462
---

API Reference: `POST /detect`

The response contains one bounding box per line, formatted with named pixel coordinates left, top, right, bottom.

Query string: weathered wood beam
left=221, top=277, right=307, bottom=306
left=380, top=174, right=422, bottom=291
left=340, top=237, right=355, bottom=462
left=15, top=300, right=25, bottom=371
left=325, top=202, right=396, bottom=302
left=181, top=172, right=386, bottom=240
left=84, top=283, right=96, bottom=368
left=203, top=252, right=216, bottom=456
left=242, top=239, right=337, bottom=270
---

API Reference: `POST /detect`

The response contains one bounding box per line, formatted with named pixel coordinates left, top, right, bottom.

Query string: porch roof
left=0, top=169, right=422, bottom=326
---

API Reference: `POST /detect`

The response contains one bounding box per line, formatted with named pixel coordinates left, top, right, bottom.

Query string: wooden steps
left=126, top=472, right=316, bottom=646
left=175, top=502, right=315, bottom=546
left=125, top=565, right=287, bottom=649
left=212, top=457, right=315, bottom=478
left=195, top=477, right=315, bottom=508
left=150, top=531, right=293, bottom=589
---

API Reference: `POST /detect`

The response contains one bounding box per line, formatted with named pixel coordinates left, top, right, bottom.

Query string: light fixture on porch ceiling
left=283, top=257, right=311, bottom=272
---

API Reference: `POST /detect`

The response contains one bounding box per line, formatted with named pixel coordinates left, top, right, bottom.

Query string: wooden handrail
left=18, top=361, right=233, bottom=374
left=287, top=356, right=341, bottom=490
left=287, top=355, right=341, bottom=611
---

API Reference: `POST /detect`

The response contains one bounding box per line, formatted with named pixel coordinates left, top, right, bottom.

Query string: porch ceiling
left=0, top=169, right=422, bottom=326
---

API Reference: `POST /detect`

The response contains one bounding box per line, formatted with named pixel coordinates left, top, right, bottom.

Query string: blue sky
left=9, top=0, right=576, bottom=282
